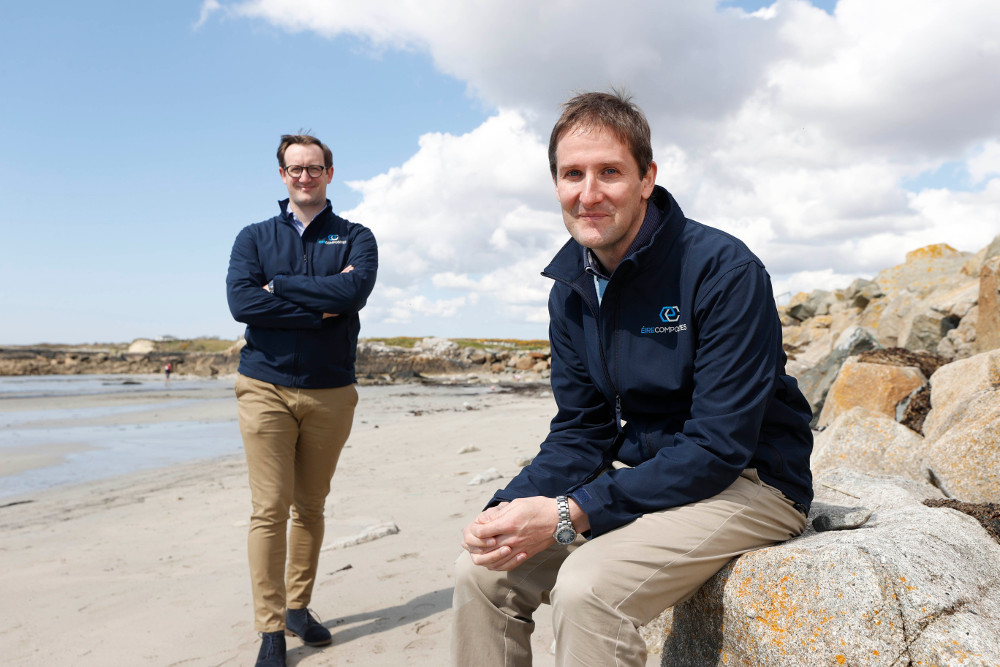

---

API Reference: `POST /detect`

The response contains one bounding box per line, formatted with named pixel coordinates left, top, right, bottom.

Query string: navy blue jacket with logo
left=226, top=200, right=378, bottom=389
left=490, top=185, right=813, bottom=537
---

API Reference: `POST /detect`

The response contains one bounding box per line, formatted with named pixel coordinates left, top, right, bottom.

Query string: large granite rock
left=795, top=326, right=882, bottom=425
left=922, top=348, right=1000, bottom=441
left=977, top=256, right=1000, bottom=354
left=812, top=408, right=924, bottom=480
left=843, top=278, right=884, bottom=310
left=923, top=389, right=1000, bottom=502
left=815, top=359, right=925, bottom=428
left=937, top=304, right=978, bottom=361
left=787, top=290, right=835, bottom=321
left=658, top=469, right=1000, bottom=666
left=810, top=349, right=1000, bottom=503
left=873, top=244, right=973, bottom=299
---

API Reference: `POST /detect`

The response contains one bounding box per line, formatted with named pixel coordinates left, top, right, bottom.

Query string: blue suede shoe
left=285, top=608, right=332, bottom=647
left=255, top=631, right=285, bottom=667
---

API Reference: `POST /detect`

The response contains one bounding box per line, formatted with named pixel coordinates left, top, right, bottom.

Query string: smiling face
left=280, top=143, right=333, bottom=220
left=553, top=125, right=657, bottom=273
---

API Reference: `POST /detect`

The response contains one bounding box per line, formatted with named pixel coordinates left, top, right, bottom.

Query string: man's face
left=553, top=126, right=656, bottom=270
left=280, top=143, right=333, bottom=211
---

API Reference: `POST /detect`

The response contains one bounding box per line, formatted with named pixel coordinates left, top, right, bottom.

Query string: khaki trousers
left=235, top=373, right=358, bottom=632
left=452, top=470, right=807, bottom=666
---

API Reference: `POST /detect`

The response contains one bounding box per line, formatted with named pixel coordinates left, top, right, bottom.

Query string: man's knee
left=250, top=489, right=293, bottom=526
left=550, top=550, right=614, bottom=612
left=454, top=551, right=490, bottom=603
left=290, top=497, right=326, bottom=526
left=453, top=551, right=520, bottom=611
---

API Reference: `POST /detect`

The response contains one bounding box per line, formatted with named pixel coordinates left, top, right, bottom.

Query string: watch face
left=555, top=526, right=576, bottom=545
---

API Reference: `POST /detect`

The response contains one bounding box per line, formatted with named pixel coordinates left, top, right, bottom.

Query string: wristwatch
left=553, top=496, right=577, bottom=545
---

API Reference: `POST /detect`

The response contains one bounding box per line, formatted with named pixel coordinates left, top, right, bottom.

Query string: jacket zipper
left=543, top=271, right=624, bottom=435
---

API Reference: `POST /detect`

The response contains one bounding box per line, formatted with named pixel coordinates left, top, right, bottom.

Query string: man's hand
left=322, top=264, right=355, bottom=317
left=461, top=496, right=587, bottom=571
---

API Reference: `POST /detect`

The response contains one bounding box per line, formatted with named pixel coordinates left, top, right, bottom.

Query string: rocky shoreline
left=0, top=337, right=552, bottom=385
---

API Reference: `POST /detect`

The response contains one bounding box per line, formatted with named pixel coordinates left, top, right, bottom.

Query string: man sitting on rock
left=453, top=90, right=814, bottom=666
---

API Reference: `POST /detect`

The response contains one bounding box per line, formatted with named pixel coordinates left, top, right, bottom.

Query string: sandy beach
left=0, top=375, right=667, bottom=666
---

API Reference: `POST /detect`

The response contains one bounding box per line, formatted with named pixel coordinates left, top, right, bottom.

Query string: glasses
left=284, top=164, right=328, bottom=178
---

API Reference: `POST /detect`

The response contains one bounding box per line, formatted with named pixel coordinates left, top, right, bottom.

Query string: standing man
left=227, top=134, right=377, bottom=667
left=453, top=91, right=813, bottom=666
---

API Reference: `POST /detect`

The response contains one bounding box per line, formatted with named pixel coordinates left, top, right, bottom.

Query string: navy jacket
left=491, top=186, right=813, bottom=537
left=226, top=200, right=378, bottom=388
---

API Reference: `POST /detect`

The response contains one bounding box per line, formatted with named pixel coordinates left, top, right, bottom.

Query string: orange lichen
left=905, top=244, right=959, bottom=261
left=836, top=655, right=846, bottom=665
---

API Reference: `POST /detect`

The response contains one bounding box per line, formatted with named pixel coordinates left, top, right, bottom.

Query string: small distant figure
left=163, top=362, right=172, bottom=384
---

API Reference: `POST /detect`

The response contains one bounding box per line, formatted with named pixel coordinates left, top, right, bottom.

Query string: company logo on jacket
left=640, top=306, right=687, bottom=334
left=319, top=234, right=347, bottom=245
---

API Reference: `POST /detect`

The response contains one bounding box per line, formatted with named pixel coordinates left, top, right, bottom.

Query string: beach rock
left=415, top=337, right=461, bottom=356
left=463, top=347, right=489, bottom=364
left=514, top=355, right=535, bottom=371
left=923, top=498, right=1000, bottom=544
left=811, top=507, right=872, bottom=531
left=815, top=358, right=925, bottom=428
left=873, top=290, right=918, bottom=349
left=658, top=469, right=1000, bottom=667
left=862, top=245, right=974, bottom=349
left=127, top=339, right=155, bottom=353
left=787, top=290, right=835, bottom=321
left=922, top=348, right=1000, bottom=441
left=977, top=256, right=1000, bottom=354
left=899, top=309, right=959, bottom=353
left=922, top=390, right=1000, bottom=502
left=795, top=326, right=881, bottom=424
left=811, top=408, right=924, bottom=480
left=355, top=340, right=470, bottom=377
left=844, top=278, right=884, bottom=310
left=847, top=347, right=947, bottom=433
left=937, top=305, right=978, bottom=361
left=468, top=468, right=503, bottom=485
left=875, top=243, right=973, bottom=299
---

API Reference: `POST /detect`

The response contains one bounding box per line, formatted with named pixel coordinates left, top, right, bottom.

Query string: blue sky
left=2, top=0, right=998, bottom=345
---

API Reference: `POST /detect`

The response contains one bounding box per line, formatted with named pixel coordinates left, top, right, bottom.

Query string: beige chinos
left=452, top=469, right=807, bottom=666
left=236, top=373, right=358, bottom=632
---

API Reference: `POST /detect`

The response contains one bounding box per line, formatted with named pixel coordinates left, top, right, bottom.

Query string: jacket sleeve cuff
left=567, top=488, right=602, bottom=537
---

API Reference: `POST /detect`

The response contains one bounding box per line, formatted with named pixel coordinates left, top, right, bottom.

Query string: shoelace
left=291, top=609, right=322, bottom=629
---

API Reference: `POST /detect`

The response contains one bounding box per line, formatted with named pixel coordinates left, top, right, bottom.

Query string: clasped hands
left=461, top=496, right=588, bottom=571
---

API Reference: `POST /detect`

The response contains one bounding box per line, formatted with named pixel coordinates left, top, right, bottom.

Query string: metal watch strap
left=554, top=495, right=577, bottom=544
left=557, top=495, right=570, bottom=524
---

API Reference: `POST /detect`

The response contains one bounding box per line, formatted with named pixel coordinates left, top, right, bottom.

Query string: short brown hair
left=548, top=90, right=653, bottom=179
left=276, top=134, right=333, bottom=169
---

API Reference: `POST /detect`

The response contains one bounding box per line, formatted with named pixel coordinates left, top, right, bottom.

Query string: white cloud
left=968, top=141, right=1000, bottom=185
left=338, top=110, right=565, bottom=333
left=193, top=0, right=222, bottom=29
left=208, top=0, right=1000, bottom=337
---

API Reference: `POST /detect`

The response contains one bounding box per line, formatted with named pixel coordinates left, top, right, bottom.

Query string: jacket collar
left=543, top=185, right=686, bottom=284
left=278, top=198, right=334, bottom=223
